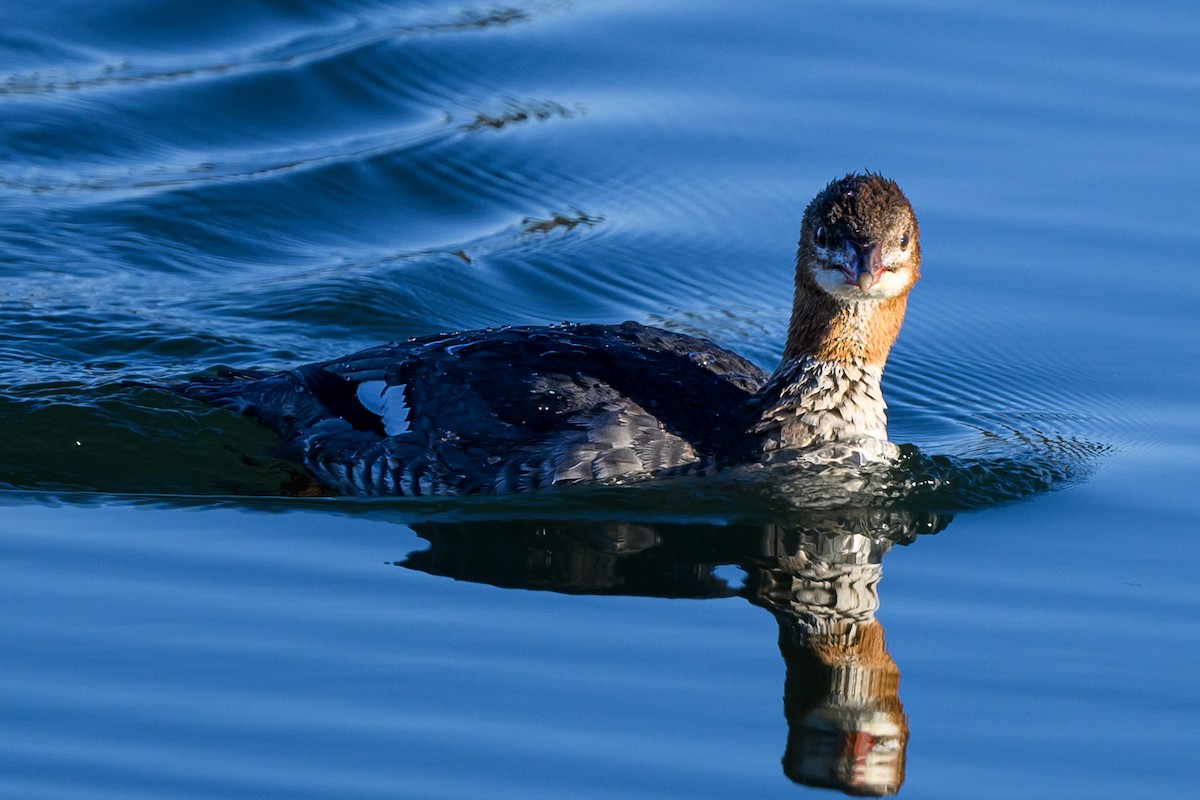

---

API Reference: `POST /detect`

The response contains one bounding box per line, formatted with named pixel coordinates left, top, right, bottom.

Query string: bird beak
left=841, top=241, right=884, bottom=290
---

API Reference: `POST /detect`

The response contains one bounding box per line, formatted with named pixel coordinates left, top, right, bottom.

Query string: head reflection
left=398, top=509, right=948, bottom=797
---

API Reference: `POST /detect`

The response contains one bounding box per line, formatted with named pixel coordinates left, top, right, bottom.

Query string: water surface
left=1, top=1, right=1198, bottom=797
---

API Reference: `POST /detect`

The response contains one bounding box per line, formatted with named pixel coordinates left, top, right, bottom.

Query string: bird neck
left=742, top=288, right=907, bottom=456
left=782, top=287, right=908, bottom=365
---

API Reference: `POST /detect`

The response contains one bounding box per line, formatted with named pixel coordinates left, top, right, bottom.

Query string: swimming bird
left=177, top=173, right=921, bottom=495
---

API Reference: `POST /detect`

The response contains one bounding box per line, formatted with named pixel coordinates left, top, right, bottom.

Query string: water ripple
left=0, top=6, right=534, bottom=99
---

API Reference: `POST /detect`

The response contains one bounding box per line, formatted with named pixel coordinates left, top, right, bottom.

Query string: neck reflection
left=398, top=510, right=949, bottom=797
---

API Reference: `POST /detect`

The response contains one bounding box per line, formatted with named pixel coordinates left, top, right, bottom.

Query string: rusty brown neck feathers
left=782, top=279, right=909, bottom=367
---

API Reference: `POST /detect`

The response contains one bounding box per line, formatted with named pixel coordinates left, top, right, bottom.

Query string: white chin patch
left=355, top=379, right=411, bottom=435
left=812, top=266, right=911, bottom=300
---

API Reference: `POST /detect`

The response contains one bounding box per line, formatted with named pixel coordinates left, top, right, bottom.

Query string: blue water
left=2, top=1, right=1198, bottom=797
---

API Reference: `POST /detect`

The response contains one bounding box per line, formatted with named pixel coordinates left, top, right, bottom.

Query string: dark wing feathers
left=327, top=322, right=766, bottom=449
left=179, top=322, right=768, bottom=495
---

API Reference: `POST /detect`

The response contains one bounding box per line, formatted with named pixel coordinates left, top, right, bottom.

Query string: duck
left=177, top=172, right=921, bottom=495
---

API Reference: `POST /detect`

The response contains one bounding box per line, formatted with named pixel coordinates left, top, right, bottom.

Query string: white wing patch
left=355, top=379, right=411, bottom=435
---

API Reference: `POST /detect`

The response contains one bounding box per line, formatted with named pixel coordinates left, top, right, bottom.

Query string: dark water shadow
left=394, top=510, right=948, bottom=796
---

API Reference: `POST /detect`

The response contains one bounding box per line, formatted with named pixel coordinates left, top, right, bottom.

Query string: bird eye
left=899, top=232, right=911, bottom=249
left=815, top=226, right=828, bottom=247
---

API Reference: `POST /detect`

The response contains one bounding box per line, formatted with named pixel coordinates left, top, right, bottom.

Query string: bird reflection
left=397, top=509, right=949, bottom=797
left=745, top=521, right=913, bottom=795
